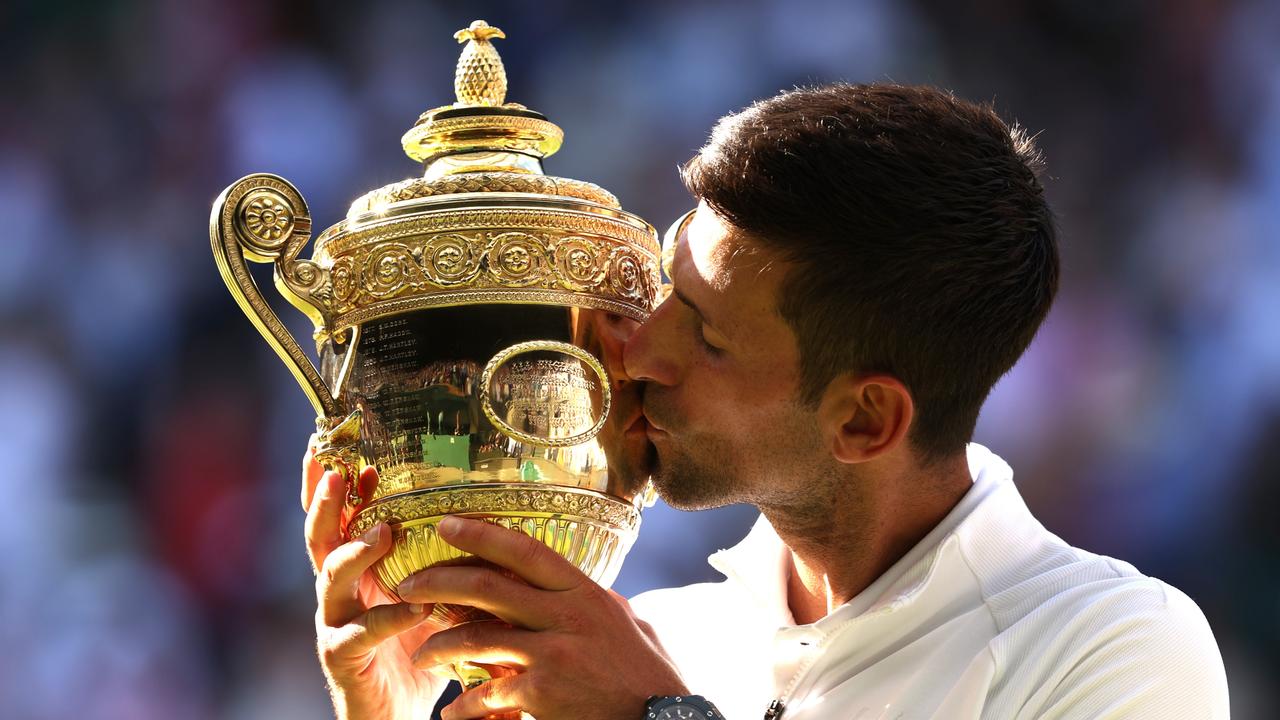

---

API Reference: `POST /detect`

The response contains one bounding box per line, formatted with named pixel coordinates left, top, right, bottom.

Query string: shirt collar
left=707, top=508, right=794, bottom=624
left=706, top=443, right=1014, bottom=628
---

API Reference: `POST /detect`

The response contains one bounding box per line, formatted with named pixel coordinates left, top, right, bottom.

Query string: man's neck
left=765, top=456, right=972, bottom=626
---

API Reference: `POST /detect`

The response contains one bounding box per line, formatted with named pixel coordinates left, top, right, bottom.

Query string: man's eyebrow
left=672, top=286, right=719, bottom=328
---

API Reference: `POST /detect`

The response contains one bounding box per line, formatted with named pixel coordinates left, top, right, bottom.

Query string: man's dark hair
left=681, top=83, right=1058, bottom=463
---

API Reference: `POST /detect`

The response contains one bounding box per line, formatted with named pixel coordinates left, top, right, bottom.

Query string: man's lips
left=618, top=399, right=651, bottom=435
left=640, top=410, right=668, bottom=437
left=645, top=425, right=668, bottom=445
left=624, top=413, right=650, bottom=436
left=636, top=385, right=669, bottom=434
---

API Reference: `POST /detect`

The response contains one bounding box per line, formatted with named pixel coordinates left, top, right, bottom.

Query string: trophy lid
left=277, top=20, right=659, bottom=338
left=343, top=20, right=620, bottom=213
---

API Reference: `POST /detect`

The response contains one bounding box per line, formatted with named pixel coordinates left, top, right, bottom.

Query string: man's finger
left=300, top=436, right=323, bottom=512
left=435, top=516, right=583, bottom=592
left=440, top=674, right=529, bottom=720
left=607, top=589, right=632, bottom=610
left=398, top=565, right=554, bottom=630
left=411, top=619, right=536, bottom=670
left=317, top=523, right=390, bottom=627
left=325, top=601, right=435, bottom=661
left=305, top=471, right=347, bottom=573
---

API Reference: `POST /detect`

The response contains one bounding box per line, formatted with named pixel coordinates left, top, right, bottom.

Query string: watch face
left=648, top=696, right=720, bottom=720
left=654, top=706, right=703, bottom=720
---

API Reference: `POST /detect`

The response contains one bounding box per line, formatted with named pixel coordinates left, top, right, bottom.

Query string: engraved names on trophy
left=352, top=316, right=475, bottom=491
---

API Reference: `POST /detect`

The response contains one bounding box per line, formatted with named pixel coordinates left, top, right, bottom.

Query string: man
left=301, top=84, right=1230, bottom=719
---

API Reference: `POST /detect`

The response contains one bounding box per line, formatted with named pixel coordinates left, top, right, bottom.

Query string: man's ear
left=816, top=374, right=915, bottom=464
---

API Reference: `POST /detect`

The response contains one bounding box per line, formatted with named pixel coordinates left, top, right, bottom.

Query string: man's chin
left=649, top=464, right=734, bottom=512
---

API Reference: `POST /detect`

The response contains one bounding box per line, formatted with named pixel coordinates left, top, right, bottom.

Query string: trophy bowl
left=208, top=20, right=660, bottom=675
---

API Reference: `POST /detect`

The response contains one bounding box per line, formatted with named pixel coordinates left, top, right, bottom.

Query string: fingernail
left=321, top=472, right=340, bottom=497
left=361, top=524, right=383, bottom=546
left=409, top=602, right=425, bottom=614
left=438, top=515, right=461, bottom=536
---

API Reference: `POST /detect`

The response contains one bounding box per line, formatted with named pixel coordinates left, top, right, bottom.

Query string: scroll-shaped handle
left=209, top=173, right=338, bottom=418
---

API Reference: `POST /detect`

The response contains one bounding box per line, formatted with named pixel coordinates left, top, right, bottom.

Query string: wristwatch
left=645, top=695, right=726, bottom=719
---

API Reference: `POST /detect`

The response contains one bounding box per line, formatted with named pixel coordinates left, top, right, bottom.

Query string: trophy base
left=346, top=483, right=642, bottom=601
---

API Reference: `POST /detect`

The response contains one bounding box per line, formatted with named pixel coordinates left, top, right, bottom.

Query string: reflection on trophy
left=209, top=20, right=660, bottom=688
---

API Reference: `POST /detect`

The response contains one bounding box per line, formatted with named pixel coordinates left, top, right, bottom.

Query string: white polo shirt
left=630, top=444, right=1230, bottom=719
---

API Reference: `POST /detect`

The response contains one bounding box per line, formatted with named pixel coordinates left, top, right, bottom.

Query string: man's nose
left=592, top=313, right=639, bottom=384
left=622, top=296, right=679, bottom=386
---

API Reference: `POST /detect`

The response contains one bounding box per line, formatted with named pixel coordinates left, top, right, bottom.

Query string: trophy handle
left=210, top=173, right=339, bottom=419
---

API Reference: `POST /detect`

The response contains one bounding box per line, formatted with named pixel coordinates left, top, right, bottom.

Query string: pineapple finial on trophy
left=453, top=20, right=508, bottom=107
left=399, top=19, right=564, bottom=176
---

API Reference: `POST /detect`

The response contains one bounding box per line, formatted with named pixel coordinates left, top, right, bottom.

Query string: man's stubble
left=642, top=383, right=838, bottom=523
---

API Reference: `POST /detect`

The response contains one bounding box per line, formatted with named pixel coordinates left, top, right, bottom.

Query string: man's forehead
left=667, top=202, right=788, bottom=345
left=676, top=201, right=771, bottom=291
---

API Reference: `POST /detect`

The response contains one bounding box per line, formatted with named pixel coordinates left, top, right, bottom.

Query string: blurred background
left=2, top=0, right=1277, bottom=717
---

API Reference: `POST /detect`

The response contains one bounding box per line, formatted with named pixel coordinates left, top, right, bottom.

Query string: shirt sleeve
left=1024, top=583, right=1229, bottom=720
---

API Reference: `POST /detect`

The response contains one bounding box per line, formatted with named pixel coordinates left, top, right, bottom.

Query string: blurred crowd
left=1, top=0, right=1277, bottom=717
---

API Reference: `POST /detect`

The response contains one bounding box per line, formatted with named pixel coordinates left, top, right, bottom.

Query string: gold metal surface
left=402, top=113, right=564, bottom=168
left=314, top=410, right=365, bottom=505
left=209, top=20, right=659, bottom=693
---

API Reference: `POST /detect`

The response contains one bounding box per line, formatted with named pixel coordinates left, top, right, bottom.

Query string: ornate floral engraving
left=486, top=232, right=548, bottom=286
left=424, top=233, right=484, bottom=285
left=364, top=243, right=434, bottom=298
left=331, top=256, right=357, bottom=301
left=551, top=236, right=608, bottom=291
left=240, top=191, right=294, bottom=245
left=318, top=222, right=659, bottom=326
left=608, top=246, right=648, bottom=304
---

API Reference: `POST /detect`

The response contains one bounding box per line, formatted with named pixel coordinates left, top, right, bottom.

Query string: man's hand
left=302, top=445, right=448, bottom=720
left=398, top=516, right=689, bottom=720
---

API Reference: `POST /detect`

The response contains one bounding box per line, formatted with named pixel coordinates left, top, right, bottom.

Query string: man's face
left=624, top=201, right=822, bottom=510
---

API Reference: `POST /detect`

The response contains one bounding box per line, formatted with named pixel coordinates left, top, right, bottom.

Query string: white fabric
left=630, top=444, right=1230, bottom=720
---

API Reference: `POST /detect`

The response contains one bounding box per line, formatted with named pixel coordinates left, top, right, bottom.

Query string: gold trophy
left=210, top=20, right=659, bottom=687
